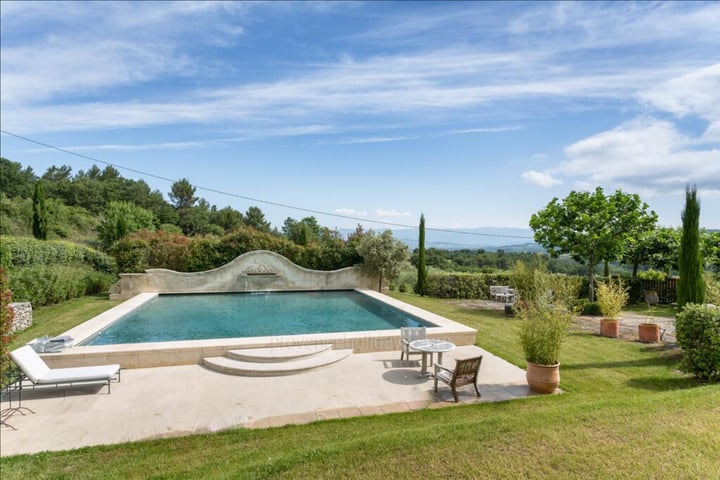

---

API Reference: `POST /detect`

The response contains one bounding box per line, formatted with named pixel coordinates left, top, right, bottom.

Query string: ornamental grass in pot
left=517, top=297, right=574, bottom=394
left=596, top=278, right=628, bottom=338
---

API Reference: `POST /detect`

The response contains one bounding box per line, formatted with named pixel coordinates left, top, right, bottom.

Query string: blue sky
left=1, top=1, right=719, bottom=232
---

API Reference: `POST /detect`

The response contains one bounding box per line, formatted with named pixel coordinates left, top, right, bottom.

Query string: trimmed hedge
left=8, top=265, right=116, bottom=306
left=110, top=227, right=360, bottom=273
left=426, top=272, right=512, bottom=299
left=676, top=303, right=720, bottom=381
left=0, top=236, right=114, bottom=273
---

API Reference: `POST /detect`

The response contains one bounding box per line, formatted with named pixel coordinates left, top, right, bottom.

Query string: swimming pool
left=82, top=290, right=429, bottom=345
left=48, top=289, right=477, bottom=369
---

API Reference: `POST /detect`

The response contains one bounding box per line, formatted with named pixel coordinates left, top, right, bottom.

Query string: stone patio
left=0, top=345, right=532, bottom=456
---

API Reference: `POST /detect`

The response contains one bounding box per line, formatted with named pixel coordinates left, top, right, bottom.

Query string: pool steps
left=203, top=344, right=353, bottom=376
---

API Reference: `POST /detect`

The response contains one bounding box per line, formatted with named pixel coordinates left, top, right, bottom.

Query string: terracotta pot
left=600, top=319, right=619, bottom=338
left=638, top=323, right=661, bottom=343
left=526, top=361, right=560, bottom=394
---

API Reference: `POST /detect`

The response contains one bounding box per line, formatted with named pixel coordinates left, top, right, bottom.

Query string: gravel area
left=446, top=299, right=677, bottom=343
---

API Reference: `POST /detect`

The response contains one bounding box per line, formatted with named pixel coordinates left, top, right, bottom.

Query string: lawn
left=1, top=292, right=718, bottom=479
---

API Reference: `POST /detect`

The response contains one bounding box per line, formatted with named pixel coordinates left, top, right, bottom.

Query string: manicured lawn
left=8, top=294, right=121, bottom=351
left=623, top=302, right=680, bottom=318
left=1, top=292, right=718, bottom=479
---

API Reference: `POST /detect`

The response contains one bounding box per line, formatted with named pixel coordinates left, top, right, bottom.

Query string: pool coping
left=41, top=289, right=477, bottom=369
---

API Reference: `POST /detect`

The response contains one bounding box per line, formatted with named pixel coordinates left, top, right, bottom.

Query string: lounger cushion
left=10, top=345, right=51, bottom=383
left=37, top=365, right=120, bottom=384
left=10, top=345, right=119, bottom=384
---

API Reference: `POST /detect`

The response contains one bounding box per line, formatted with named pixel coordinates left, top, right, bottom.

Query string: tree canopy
left=356, top=230, right=409, bottom=292
left=677, top=185, right=705, bottom=306
left=530, top=187, right=657, bottom=301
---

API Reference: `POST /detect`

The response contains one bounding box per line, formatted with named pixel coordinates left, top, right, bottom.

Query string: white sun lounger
left=9, top=345, right=121, bottom=394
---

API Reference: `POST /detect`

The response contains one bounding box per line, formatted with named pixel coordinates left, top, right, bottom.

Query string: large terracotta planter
left=600, top=319, right=619, bottom=338
left=638, top=323, right=661, bottom=343
left=526, top=361, right=560, bottom=394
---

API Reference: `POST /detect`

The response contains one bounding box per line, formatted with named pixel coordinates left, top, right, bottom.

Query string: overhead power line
left=1, top=129, right=534, bottom=240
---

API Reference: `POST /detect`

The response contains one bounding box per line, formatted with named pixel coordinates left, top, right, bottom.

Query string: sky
left=1, top=1, right=719, bottom=234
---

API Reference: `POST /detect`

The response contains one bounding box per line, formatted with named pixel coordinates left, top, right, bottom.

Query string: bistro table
left=409, top=338, right=456, bottom=377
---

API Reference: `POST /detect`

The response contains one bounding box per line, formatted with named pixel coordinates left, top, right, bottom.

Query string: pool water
left=83, top=290, right=430, bottom=345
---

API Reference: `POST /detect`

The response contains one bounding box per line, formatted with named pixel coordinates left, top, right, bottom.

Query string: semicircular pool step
left=203, top=345, right=353, bottom=376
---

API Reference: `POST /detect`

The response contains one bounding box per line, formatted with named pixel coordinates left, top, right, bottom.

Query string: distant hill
left=341, top=227, right=542, bottom=252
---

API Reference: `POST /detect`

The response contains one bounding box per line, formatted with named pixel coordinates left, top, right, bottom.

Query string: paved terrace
left=1, top=345, right=532, bottom=456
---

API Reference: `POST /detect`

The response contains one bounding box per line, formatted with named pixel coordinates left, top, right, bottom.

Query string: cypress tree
left=415, top=214, right=428, bottom=296
left=677, top=185, right=705, bottom=306
left=32, top=180, right=48, bottom=240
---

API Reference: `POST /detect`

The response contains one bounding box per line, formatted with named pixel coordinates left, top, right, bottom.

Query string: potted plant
left=596, top=278, right=628, bottom=338
left=517, top=296, right=574, bottom=394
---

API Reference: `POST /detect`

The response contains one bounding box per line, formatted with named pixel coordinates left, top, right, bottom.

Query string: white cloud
left=521, top=170, right=562, bottom=187
left=640, top=63, right=720, bottom=121
left=374, top=209, right=410, bottom=217
left=451, top=126, right=524, bottom=134
left=335, top=136, right=418, bottom=145
left=561, top=117, right=720, bottom=195
left=335, top=208, right=368, bottom=217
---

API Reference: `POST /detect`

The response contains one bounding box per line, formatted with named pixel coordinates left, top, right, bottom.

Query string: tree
left=414, top=214, right=428, bottom=296
left=169, top=179, right=199, bottom=235
left=32, top=180, right=49, bottom=240
left=244, top=206, right=271, bottom=232
left=677, top=185, right=705, bottom=307
left=169, top=178, right=197, bottom=210
left=282, top=216, right=321, bottom=245
left=98, top=201, right=157, bottom=249
left=621, top=227, right=680, bottom=277
left=530, top=187, right=657, bottom=302
left=0, top=158, right=36, bottom=198
left=210, top=206, right=243, bottom=232
left=356, top=230, right=409, bottom=292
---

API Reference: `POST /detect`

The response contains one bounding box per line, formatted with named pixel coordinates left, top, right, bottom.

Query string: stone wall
left=9, top=302, right=33, bottom=332
left=110, top=250, right=377, bottom=300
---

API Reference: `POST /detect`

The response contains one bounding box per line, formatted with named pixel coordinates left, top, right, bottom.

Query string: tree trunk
left=588, top=252, right=595, bottom=302
left=377, top=274, right=383, bottom=292
left=632, top=262, right=639, bottom=279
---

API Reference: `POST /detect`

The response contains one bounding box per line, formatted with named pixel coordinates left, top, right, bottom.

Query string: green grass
left=1, top=292, right=718, bottom=479
left=8, top=293, right=121, bottom=351
left=623, top=302, right=680, bottom=318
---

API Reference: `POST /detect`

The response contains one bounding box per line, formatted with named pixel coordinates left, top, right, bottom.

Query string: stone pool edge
left=40, top=289, right=477, bottom=369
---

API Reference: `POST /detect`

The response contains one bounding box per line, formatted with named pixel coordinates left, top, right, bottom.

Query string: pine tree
left=677, top=185, right=705, bottom=307
left=415, top=214, right=428, bottom=296
left=32, top=180, right=48, bottom=240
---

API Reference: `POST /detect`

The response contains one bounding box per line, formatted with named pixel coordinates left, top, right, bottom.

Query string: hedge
left=0, top=236, right=114, bottom=273
left=8, top=265, right=116, bottom=307
left=426, top=272, right=512, bottom=299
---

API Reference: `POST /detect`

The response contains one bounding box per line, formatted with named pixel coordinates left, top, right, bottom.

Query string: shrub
left=581, top=301, right=603, bottom=316
left=637, top=269, right=667, bottom=281
left=596, top=278, right=628, bottom=319
left=705, top=273, right=719, bottom=306
left=0, top=236, right=114, bottom=273
left=676, top=304, right=720, bottom=381
left=1, top=266, right=15, bottom=380
left=426, top=272, right=511, bottom=299
left=8, top=265, right=116, bottom=307
left=517, top=299, right=574, bottom=365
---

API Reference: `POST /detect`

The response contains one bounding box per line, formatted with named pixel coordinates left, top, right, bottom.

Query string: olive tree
left=530, top=187, right=656, bottom=302
left=356, top=230, right=409, bottom=292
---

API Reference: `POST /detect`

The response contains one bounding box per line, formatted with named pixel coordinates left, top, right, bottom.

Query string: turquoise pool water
left=83, top=291, right=430, bottom=345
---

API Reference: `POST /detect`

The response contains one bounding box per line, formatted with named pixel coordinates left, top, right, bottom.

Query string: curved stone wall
left=110, top=250, right=376, bottom=300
